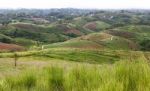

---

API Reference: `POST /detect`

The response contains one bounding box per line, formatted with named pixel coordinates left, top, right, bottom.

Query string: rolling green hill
left=44, top=32, right=139, bottom=51
left=0, top=20, right=112, bottom=50
left=0, top=9, right=150, bottom=91
left=106, top=25, right=150, bottom=51
left=0, top=9, right=150, bottom=52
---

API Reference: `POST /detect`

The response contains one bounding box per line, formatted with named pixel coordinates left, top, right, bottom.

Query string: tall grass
left=2, top=70, right=36, bottom=91
left=65, top=66, right=101, bottom=91
left=47, top=67, right=64, bottom=91
left=115, top=61, right=150, bottom=91
left=0, top=60, right=150, bottom=91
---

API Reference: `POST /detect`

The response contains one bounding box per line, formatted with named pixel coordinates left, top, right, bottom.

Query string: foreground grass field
left=0, top=48, right=148, bottom=62
left=0, top=48, right=150, bottom=91
left=0, top=59, right=150, bottom=91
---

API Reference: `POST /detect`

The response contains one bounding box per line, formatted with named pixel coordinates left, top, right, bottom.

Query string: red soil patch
left=56, top=24, right=82, bottom=35
left=12, top=23, right=42, bottom=32
left=56, top=24, right=68, bottom=31
left=84, top=22, right=97, bottom=31
left=65, top=29, right=82, bottom=35
left=127, top=41, right=139, bottom=50
left=0, top=43, right=24, bottom=52
left=106, top=30, right=135, bottom=39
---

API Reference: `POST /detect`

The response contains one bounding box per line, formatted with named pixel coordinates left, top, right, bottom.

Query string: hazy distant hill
left=0, top=9, right=150, bottom=51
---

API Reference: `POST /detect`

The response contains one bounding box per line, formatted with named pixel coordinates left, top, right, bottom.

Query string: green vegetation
left=0, top=9, right=150, bottom=52
left=0, top=60, right=150, bottom=91
left=0, top=48, right=118, bottom=64
left=0, top=9, right=150, bottom=91
left=44, top=32, right=138, bottom=51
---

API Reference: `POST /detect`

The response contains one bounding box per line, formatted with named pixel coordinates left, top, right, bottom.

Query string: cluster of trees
left=140, top=39, right=150, bottom=51
left=0, top=8, right=94, bottom=24
left=0, top=9, right=150, bottom=26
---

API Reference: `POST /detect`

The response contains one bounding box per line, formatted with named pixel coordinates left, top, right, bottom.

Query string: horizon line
left=0, top=7, right=150, bottom=10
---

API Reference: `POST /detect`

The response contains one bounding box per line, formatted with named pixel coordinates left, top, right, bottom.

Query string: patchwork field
left=0, top=9, right=150, bottom=91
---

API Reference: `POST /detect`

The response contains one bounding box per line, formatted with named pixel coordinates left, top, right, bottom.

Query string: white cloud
left=0, top=0, right=149, bottom=9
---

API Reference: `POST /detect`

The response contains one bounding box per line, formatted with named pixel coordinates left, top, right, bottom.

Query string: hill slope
left=44, top=32, right=139, bottom=50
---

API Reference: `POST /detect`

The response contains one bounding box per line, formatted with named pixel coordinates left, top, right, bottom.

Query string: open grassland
left=1, top=9, right=150, bottom=91
left=0, top=59, right=150, bottom=91
left=0, top=48, right=150, bottom=91
left=0, top=48, right=149, bottom=63
left=43, top=31, right=140, bottom=51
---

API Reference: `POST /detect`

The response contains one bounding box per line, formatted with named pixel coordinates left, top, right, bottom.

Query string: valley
left=0, top=9, right=150, bottom=91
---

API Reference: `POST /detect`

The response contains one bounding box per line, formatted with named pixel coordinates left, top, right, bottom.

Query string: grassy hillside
left=0, top=48, right=149, bottom=91
left=0, top=48, right=149, bottom=64
left=83, top=21, right=111, bottom=31
left=0, top=9, right=150, bottom=91
left=0, top=36, right=150, bottom=91
left=0, top=21, right=111, bottom=47
left=44, top=32, right=139, bottom=51
left=0, top=23, right=70, bottom=44
left=106, top=25, right=150, bottom=51
left=1, top=10, right=150, bottom=52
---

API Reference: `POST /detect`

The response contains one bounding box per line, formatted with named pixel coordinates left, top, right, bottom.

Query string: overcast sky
left=0, top=0, right=149, bottom=9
